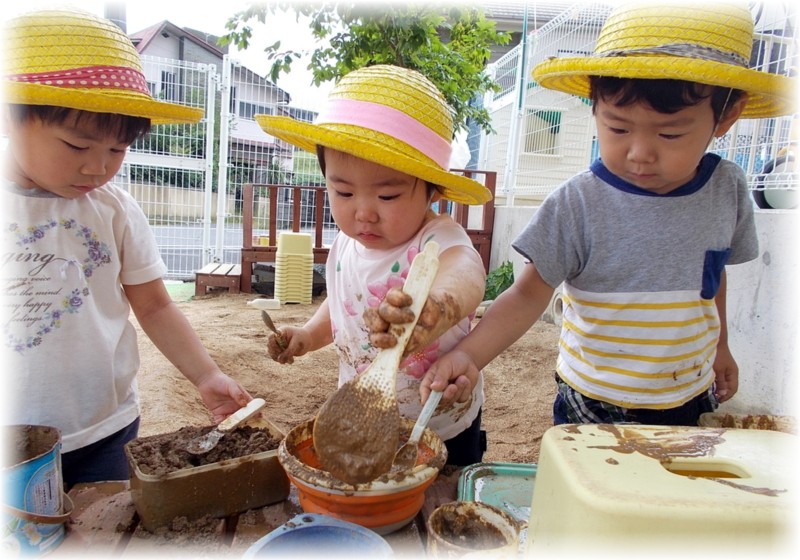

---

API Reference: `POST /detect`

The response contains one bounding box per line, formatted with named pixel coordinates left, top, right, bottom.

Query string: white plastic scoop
left=186, top=398, right=266, bottom=454
left=313, top=242, right=440, bottom=485
left=392, top=390, right=443, bottom=472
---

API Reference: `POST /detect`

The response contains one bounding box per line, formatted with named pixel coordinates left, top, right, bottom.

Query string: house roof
left=129, top=20, right=228, bottom=58
left=129, top=20, right=290, bottom=104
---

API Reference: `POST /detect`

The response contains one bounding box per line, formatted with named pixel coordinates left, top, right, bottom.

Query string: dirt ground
left=134, top=291, right=560, bottom=465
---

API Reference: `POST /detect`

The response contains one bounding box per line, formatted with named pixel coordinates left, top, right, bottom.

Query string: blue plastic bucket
left=2, top=425, right=71, bottom=556
left=243, top=513, right=393, bottom=558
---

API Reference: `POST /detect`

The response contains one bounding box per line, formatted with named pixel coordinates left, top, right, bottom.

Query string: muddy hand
left=363, top=288, right=413, bottom=349
left=267, top=332, right=294, bottom=364
left=365, top=288, right=455, bottom=357
left=263, top=311, right=293, bottom=364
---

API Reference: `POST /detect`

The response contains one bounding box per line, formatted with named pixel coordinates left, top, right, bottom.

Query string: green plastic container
left=457, top=462, right=537, bottom=525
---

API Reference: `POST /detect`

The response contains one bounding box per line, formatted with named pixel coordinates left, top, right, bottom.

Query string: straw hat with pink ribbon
left=255, top=65, right=492, bottom=206
left=532, top=2, right=796, bottom=119
left=2, top=8, right=203, bottom=125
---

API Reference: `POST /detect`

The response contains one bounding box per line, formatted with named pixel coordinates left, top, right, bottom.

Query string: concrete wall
left=490, top=206, right=798, bottom=417
left=128, top=184, right=235, bottom=222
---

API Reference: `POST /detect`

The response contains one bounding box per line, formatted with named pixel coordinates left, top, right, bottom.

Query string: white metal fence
left=121, top=1, right=796, bottom=281
left=475, top=1, right=798, bottom=207
left=119, top=55, right=217, bottom=280
left=122, top=55, right=335, bottom=280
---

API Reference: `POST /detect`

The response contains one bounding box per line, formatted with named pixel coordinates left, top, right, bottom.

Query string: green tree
left=220, top=2, right=510, bottom=135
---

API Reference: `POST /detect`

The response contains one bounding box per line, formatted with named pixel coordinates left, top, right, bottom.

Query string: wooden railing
left=240, top=183, right=331, bottom=293
left=441, top=169, right=497, bottom=274
left=240, top=170, right=497, bottom=293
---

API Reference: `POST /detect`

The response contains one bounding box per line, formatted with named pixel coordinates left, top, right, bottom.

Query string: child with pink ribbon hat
left=2, top=8, right=255, bottom=488
left=256, top=64, right=493, bottom=465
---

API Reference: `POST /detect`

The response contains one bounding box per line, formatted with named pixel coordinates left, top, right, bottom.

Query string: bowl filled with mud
left=426, top=500, right=520, bottom=558
left=278, top=417, right=447, bottom=534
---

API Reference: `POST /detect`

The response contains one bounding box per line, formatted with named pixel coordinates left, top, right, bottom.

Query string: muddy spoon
left=261, top=310, right=280, bottom=337
left=313, top=241, right=440, bottom=485
left=186, top=398, right=266, bottom=454
left=392, top=390, right=443, bottom=472
left=263, top=310, right=292, bottom=362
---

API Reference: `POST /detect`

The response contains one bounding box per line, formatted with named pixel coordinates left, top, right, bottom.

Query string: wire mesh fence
left=475, top=1, right=798, bottom=207
left=112, top=1, right=796, bottom=281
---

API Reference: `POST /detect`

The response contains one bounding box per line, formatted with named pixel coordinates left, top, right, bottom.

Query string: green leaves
left=220, top=2, right=510, bottom=135
left=484, top=260, right=514, bottom=301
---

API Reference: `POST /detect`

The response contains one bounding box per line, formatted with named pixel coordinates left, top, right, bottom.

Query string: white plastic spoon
left=186, top=398, right=266, bottom=454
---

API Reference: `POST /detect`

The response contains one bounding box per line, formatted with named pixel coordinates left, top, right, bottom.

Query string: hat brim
left=533, top=57, right=797, bottom=119
left=256, top=115, right=492, bottom=206
left=4, top=82, right=203, bottom=125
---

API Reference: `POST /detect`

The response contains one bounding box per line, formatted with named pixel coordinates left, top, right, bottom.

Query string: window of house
left=523, top=109, right=563, bottom=155
left=160, top=71, right=176, bottom=101
left=238, top=102, right=274, bottom=120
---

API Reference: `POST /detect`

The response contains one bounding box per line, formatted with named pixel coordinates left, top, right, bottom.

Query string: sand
left=134, top=291, right=560, bottom=465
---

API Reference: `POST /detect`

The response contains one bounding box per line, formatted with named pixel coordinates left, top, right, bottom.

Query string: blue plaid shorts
left=553, top=375, right=719, bottom=426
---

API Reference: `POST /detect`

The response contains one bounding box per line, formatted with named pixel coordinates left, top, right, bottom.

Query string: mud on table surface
left=63, top=469, right=463, bottom=557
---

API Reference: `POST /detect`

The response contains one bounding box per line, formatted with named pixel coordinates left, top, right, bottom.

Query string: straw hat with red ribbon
left=3, top=8, right=203, bottom=125
left=255, top=65, right=492, bottom=206
left=532, top=2, right=796, bottom=119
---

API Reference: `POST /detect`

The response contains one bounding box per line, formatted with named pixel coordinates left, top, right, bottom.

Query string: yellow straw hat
left=532, top=2, right=797, bottom=118
left=2, top=8, right=203, bottom=125
left=255, top=65, right=492, bottom=205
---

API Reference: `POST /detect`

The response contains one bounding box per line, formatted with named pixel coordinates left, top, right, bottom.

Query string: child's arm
left=364, top=244, right=485, bottom=356
left=267, top=298, right=333, bottom=364
left=712, top=270, right=738, bottom=402
left=420, top=262, right=554, bottom=405
left=124, top=279, right=252, bottom=422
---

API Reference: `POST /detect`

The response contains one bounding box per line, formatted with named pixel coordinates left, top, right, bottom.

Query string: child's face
left=3, top=111, right=129, bottom=198
left=595, top=95, right=730, bottom=195
left=323, top=149, right=434, bottom=251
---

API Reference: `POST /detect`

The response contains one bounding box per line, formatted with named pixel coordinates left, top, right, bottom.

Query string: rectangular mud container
left=124, top=417, right=289, bottom=531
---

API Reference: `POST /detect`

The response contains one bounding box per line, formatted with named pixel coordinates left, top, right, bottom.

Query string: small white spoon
left=392, top=390, right=443, bottom=472
left=186, top=398, right=266, bottom=454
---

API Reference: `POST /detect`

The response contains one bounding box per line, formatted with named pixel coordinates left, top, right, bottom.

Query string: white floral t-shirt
left=326, top=213, right=484, bottom=441
left=2, top=180, right=165, bottom=452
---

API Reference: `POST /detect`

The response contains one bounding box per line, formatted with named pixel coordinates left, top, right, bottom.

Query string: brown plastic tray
left=125, top=417, right=289, bottom=530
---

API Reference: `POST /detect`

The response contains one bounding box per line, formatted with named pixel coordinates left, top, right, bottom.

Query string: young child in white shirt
left=2, top=8, right=255, bottom=487
left=256, top=65, right=493, bottom=464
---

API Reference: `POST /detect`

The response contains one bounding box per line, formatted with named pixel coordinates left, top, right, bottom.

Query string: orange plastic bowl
left=279, top=418, right=447, bottom=534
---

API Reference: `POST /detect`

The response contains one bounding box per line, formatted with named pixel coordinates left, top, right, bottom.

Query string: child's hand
left=712, top=343, right=739, bottom=403
left=267, top=326, right=310, bottom=364
left=363, top=287, right=414, bottom=349
left=195, top=372, right=253, bottom=424
left=363, top=287, right=458, bottom=356
left=420, top=349, right=479, bottom=406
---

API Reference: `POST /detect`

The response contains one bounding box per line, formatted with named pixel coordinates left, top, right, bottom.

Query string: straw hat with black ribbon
left=255, top=65, right=492, bottom=206
left=2, top=8, right=203, bottom=125
left=532, top=2, right=797, bottom=119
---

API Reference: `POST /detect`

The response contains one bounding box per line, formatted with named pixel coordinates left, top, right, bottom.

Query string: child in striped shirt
left=416, top=2, right=795, bottom=426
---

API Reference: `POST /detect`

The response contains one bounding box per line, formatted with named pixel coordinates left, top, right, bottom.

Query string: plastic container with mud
left=279, top=417, right=447, bottom=535
left=124, top=417, right=289, bottom=531
left=426, top=501, right=520, bottom=558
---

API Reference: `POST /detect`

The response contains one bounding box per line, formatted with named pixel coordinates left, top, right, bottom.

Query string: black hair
left=315, top=145, right=442, bottom=199
left=6, top=104, right=151, bottom=145
left=589, top=77, right=745, bottom=123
